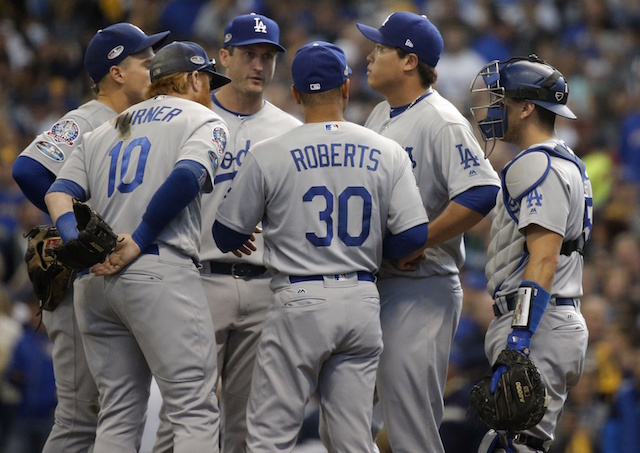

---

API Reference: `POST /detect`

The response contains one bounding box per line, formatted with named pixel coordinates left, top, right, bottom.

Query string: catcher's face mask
left=469, top=60, right=507, bottom=158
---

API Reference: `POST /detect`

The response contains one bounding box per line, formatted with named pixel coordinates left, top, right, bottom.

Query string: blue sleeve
left=12, top=156, right=56, bottom=213
left=213, top=220, right=252, bottom=253
left=452, top=185, right=499, bottom=216
left=383, top=223, right=429, bottom=260
left=132, top=160, right=206, bottom=250
left=47, top=179, right=87, bottom=201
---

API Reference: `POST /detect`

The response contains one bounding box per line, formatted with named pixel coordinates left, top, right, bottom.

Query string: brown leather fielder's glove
left=24, top=225, right=75, bottom=311
left=49, top=200, right=118, bottom=271
left=471, top=349, right=548, bottom=432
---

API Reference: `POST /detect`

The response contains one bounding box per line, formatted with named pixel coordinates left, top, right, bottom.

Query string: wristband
left=55, top=211, right=79, bottom=243
left=511, top=280, right=550, bottom=334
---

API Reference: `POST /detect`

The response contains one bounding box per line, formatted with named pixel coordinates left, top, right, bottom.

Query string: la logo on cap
left=253, top=17, right=267, bottom=34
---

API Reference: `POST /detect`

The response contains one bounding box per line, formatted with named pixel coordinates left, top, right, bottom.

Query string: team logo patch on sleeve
left=35, top=141, right=65, bottom=162
left=212, top=126, right=227, bottom=153
left=46, top=119, right=80, bottom=146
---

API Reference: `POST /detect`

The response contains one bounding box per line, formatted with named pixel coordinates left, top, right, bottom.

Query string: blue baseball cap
left=223, top=13, right=286, bottom=52
left=84, top=23, right=170, bottom=83
left=150, top=41, right=231, bottom=90
left=292, top=41, right=351, bottom=93
left=357, top=12, right=443, bottom=67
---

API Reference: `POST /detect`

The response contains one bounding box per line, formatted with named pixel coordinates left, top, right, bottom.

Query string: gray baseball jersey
left=17, top=99, right=116, bottom=453
left=365, top=88, right=500, bottom=276
left=486, top=139, right=591, bottom=298
left=202, top=100, right=302, bottom=264
left=216, top=120, right=428, bottom=452
left=365, top=89, right=500, bottom=453
left=484, top=139, right=591, bottom=450
left=58, top=95, right=227, bottom=452
left=216, top=121, right=428, bottom=275
left=20, top=100, right=116, bottom=175
left=153, top=100, right=302, bottom=453
left=59, top=95, right=226, bottom=260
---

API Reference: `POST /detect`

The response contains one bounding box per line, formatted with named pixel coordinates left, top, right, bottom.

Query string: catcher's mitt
left=471, top=349, right=548, bottom=432
left=25, top=225, right=75, bottom=311
left=49, top=200, right=118, bottom=271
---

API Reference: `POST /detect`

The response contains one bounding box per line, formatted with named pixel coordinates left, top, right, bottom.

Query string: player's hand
left=230, top=231, right=258, bottom=258
left=91, top=234, right=140, bottom=275
left=395, top=248, right=426, bottom=271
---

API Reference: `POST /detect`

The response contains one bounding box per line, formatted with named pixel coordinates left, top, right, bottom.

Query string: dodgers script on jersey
left=202, top=100, right=302, bottom=264
left=57, top=95, right=228, bottom=260
left=215, top=121, right=428, bottom=276
left=486, top=139, right=592, bottom=298
left=20, top=100, right=117, bottom=175
left=365, top=89, right=500, bottom=277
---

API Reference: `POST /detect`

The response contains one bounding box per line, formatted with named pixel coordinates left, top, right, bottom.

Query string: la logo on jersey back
left=254, top=17, right=267, bottom=33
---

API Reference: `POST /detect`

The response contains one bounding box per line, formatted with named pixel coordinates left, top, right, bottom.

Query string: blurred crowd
left=1, top=0, right=640, bottom=451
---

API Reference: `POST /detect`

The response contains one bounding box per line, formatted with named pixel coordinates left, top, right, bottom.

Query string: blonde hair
left=145, top=72, right=192, bottom=99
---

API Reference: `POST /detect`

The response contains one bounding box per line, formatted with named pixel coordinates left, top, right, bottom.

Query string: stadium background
left=1, top=0, right=640, bottom=451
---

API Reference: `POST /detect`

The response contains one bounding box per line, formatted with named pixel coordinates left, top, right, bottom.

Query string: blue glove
left=506, top=328, right=532, bottom=356
left=490, top=329, right=532, bottom=393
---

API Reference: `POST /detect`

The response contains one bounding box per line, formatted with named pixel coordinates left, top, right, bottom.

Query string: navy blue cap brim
left=131, top=30, right=170, bottom=55
left=357, top=23, right=396, bottom=47
left=224, top=38, right=286, bottom=52
left=201, top=68, right=232, bottom=90
left=531, top=100, right=577, bottom=119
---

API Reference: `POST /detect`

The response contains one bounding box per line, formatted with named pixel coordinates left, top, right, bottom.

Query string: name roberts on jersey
left=290, top=142, right=381, bottom=172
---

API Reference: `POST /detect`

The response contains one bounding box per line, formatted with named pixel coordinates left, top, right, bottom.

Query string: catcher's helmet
left=470, top=55, right=576, bottom=149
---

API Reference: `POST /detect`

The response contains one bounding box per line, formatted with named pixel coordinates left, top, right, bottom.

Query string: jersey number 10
left=107, top=138, right=150, bottom=197
left=303, top=186, right=371, bottom=247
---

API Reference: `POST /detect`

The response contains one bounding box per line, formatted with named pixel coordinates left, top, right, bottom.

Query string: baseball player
left=152, top=13, right=301, bottom=453
left=214, top=41, right=430, bottom=453
left=357, top=12, right=501, bottom=453
left=44, top=41, right=231, bottom=453
left=470, top=55, right=591, bottom=452
left=11, top=23, right=168, bottom=453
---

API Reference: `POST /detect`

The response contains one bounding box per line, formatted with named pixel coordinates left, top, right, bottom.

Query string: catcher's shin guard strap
left=511, top=281, right=550, bottom=334
left=513, top=433, right=547, bottom=452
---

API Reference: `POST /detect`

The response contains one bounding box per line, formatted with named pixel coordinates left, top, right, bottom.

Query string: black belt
left=493, top=293, right=578, bottom=317
left=200, top=261, right=267, bottom=279
left=289, top=271, right=375, bottom=284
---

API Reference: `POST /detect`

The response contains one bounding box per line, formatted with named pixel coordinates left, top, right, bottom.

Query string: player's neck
left=215, top=86, right=264, bottom=115
left=303, top=106, right=345, bottom=123
left=517, top=124, right=554, bottom=150
left=97, top=92, right=130, bottom=115
left=385, top=84, right=430, bottom=109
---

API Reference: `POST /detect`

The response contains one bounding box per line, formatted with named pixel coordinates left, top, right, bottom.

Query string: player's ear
left=291, top=85, right=302, bottom=105
left=341, top=79, right=350, bottom=100
left=404, top=53, right=420, bottom=72
left=109, top=65, right=125, bottom=85
left=219, top=48, right=231, bottom=69
left=189, top=71, right=200, bottom=91
left=521, top=101, right=536, bottom=120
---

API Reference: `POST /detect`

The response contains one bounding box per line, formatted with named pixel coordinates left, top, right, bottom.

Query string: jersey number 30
left=303, top=186, right=371, bottom=247
left=108, top=138, right=150, bottom=197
